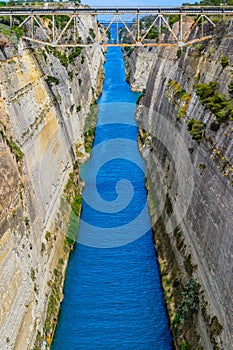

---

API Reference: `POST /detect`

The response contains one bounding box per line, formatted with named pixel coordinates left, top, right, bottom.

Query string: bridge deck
left=0, top=6, right=233, bottom=16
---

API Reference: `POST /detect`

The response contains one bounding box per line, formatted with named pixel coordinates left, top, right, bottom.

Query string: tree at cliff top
left=183, top=0, right=233, bottom=5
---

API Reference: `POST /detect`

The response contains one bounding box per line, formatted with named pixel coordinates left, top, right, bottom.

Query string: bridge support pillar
left=158, top=15, right=162, bottom=43
left=201, top=15, right=204, bottom=38
left=137, top=13, right=140, bottom=42
left=52, top=14, right=55, bottom=43
left=31, top=16, right=34, bottom=39
left=179, top=14, right=183, bottom=41
left=116, top=15, right=119, bottom=44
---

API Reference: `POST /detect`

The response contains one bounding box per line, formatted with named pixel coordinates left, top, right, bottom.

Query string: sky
left=84, top=0, right=197, bottom=6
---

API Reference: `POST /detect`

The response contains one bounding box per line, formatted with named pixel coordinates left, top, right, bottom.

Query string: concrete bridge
left=1, top=5, right=233, bottom=47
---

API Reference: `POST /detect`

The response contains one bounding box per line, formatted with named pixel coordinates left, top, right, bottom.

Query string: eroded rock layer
left=130, top=20, right=233, bottom=350
left=0, top=19, right=104, bottom=350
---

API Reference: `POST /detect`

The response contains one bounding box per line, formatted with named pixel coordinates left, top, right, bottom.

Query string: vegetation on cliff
left=134, top=12, right=232, bottom=350
left=166, top=79, right=192, bottom=119
left=84, top=102, right=98, bottom=153
left=196, top=82, right=233, bottom=123
left=0, top=9, right=105, bottom=348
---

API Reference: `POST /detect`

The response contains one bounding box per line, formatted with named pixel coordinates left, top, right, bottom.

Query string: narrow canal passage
left=52, top=44, right=173, bottom=349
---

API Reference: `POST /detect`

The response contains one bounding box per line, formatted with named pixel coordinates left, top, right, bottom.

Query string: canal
left=52, top=37, right=173, bottom=350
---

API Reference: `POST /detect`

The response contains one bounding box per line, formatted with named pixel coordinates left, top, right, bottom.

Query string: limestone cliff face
left=124, top=47, right=155, bottom=92
left=132, top=21, right=233, bottom=350
left=0, top=23, right=104, bottom=350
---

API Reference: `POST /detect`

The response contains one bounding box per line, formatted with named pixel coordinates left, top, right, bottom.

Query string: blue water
left=52, top=39, right=173, bottom=349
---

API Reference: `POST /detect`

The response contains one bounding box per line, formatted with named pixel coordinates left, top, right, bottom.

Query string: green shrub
left=76, top=105, right=81, bottom=113
left=210, top=316, right=223, bottom=337
left=206, top=93, right=232, bottom=122
left=147, top=27, right=158, bottom=39
left=196, top=82, right=233, bottom=123
left=177, top=47, right=182, bottom=59
left=10, top=25, right=23, bottom=39
left=187, top=119, right=205, bottom=142
left=46, top=75, right=59, bottom=86
left=64, top=187, right=82, bottom=248
left=221, top=55, right=229, bottom=68
left=55, top=15, right=71, bottom=29
left=169, top=14, right=179, bottom=26
left=46, top=47, right=69, bottom=68
left=228, top=80, right=233, bottom=94
left=127, top=47, right=134, bottom=57
left=64, top=235, right=75, bottom=248
left=181, top=339, right=191, bottom=350
left=179, top=278, right=200, bottom=321
left=167, top=80, right=191, bottom=118
left=30, top=268, right=36, bottom=282
left=172, top=313, right=181, bottom=325
left=58, top=258, right=64, bottom=266
left=68, top=71, right=73, bottom=80
left=181, top=92, right=191, bottom=102
left=41, top=242, right=45, bottom=254
left=68, top=47, right=82, bottom=63
left=24, top=216, right=30, bottom=227
left=43, top=261, right=64, bottom=340
left=71, top=193, right=82, bottom=216
left=199, top=163, right=206, bottom=175
left=178, top=105, right=187, bottom=118
left=194, top=43, right=206, bottom=53
left=6, top=137, right=24, bottom=162
left=59, top=54, right=69, bottom=68
left=168, top=79, right=182, bottom=97
left=89, top=28, right=95, bottom=39
left=45, top=231, right=51, bottom=241
left=196, top=82, right=218, bottom=102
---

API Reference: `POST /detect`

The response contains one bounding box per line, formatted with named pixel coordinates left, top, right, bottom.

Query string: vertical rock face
left=124, top=47, right=155, bottom=92
left=0, top=22, right=105, bottom=350
left=133, top=21, right=233, bottom=349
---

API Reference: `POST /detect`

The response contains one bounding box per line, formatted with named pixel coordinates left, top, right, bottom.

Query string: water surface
left=52, top=43, right=173, bottom=350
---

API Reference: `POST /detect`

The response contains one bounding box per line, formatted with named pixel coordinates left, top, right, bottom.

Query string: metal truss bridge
left=0, top=6, right=233, bottom=48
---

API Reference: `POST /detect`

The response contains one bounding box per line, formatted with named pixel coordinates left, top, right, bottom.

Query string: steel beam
left=0, top=6, right=233, bottom=16
left=0, top=5, right=226, bottom=48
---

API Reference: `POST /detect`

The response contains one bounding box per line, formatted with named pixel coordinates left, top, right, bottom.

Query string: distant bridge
left=1, top=6, right=233, bottom=47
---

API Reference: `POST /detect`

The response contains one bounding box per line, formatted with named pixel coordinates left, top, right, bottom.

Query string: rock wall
left=124, top=47, right=155, bottom=92
left=0, top=20, right=105, bottom=350
left=133, top=20, right=233, bottom=350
